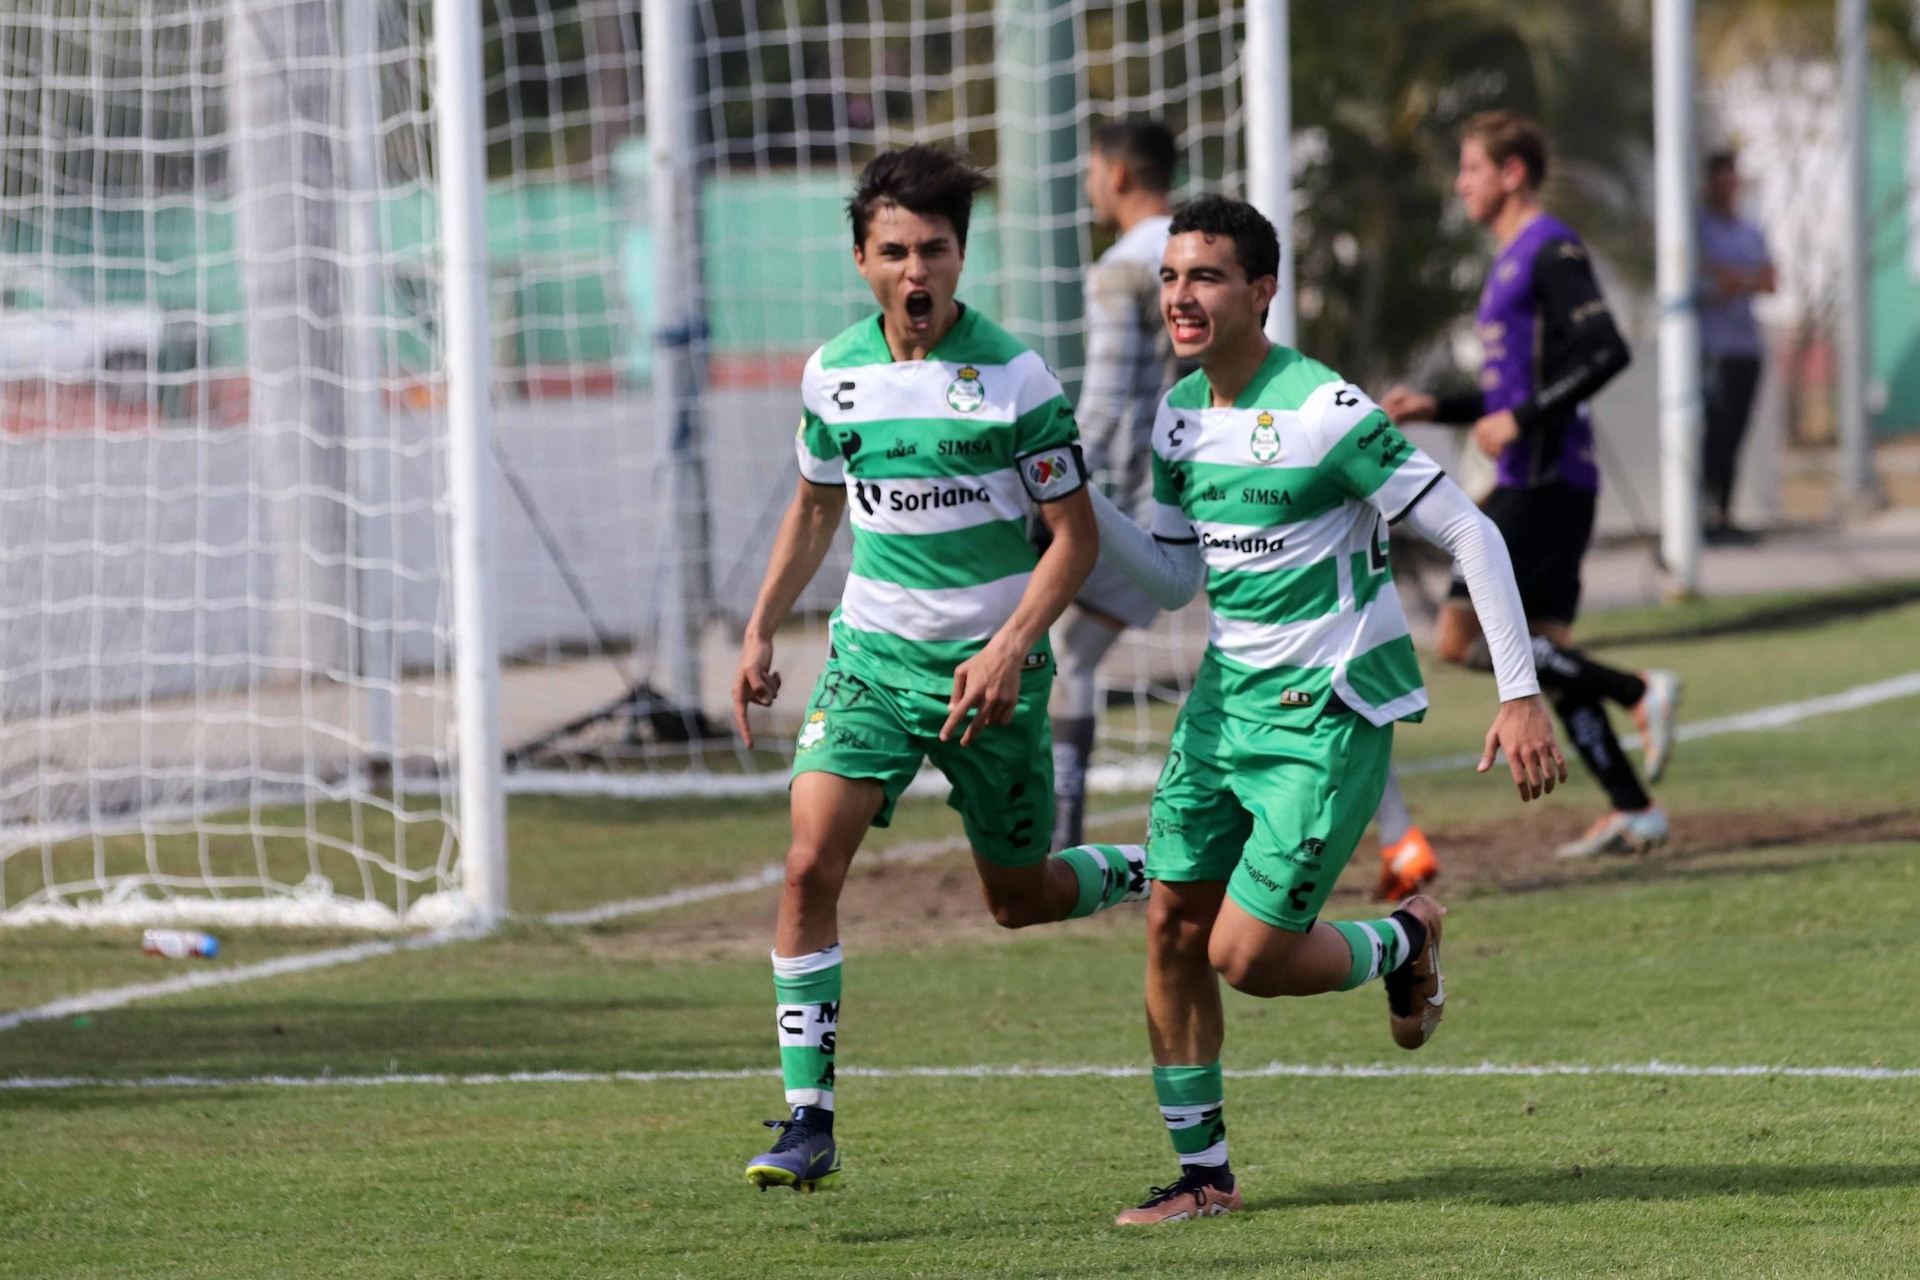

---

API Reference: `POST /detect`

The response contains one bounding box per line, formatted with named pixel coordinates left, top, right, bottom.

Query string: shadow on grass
left=1586, top=579, right=1920, bottom=648
left=0, top=993, right=766, bottom=1083
left=1265, top=1161, right=1920, bottom=1208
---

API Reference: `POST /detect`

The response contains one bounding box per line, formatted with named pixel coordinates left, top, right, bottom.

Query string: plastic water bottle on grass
left=141, top=929, right=219, bottom=959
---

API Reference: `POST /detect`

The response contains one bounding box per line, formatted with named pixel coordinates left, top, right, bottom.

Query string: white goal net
left=1, top=0, right=469, bottom=927
left=0, top=0, right=1247, bottom=927
left=505, top=0, right=1245, bottom=800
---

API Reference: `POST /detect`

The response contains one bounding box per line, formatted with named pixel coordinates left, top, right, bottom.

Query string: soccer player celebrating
left=732, top=145, right=1147, bottom=1193
left=1050, top=117, right=1182, bottom=851
left=1380, top=112, right=1682, bottom=859
left=1059, top=120, right=1444, bottom=906
left=1088, top=195, right=1565, bottom=1224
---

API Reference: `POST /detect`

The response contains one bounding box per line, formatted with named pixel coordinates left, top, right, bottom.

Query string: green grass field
left=4, top=584, right=1919, bottom=1278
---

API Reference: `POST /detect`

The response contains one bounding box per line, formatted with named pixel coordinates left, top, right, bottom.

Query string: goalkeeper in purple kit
left=1381, top=112, right=1681, bottom=859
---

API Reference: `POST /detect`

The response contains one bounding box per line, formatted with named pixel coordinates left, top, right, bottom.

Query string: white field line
left=542, top=804, right=1154, bottom=927
left=1398, top=669, right=1920, bottom=777
left=4, top=1060, right=1919, bottom=1092
left=0, top=810, right=1155, bottom=1034
left=511, top=669, right=1920, bottom=795
left=0, top=928, right=485, bottom=1035
left=5, top=670, right=1917, bottom=1036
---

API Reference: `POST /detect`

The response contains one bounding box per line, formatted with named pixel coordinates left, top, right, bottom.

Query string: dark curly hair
left=848, top=144, right=992, bottom=250
left=1168, top=194, right=1280, bottom=285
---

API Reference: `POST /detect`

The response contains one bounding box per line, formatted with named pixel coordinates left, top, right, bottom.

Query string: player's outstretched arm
left=733, top=477, right=846, bottom=746
left=941, top=485, right=1097, bottom=747
left=1395, top=473, right=1568, bottom=801
left=1083, top=484, right=1204, bottom=609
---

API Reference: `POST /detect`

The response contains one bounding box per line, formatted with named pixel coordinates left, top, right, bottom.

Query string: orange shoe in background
left=1374, top=826, right=1439, bottom=902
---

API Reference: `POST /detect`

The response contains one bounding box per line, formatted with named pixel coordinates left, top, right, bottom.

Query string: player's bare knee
left=1146, top=893, right=1212, bottom=959
left=1209, top=942, right=1269, bottom=995
left=1208, top=927, right=1307, bottom=996
left=983, top=887, right=1050, bottom=930
left=781, top=840, right=842, bottom=904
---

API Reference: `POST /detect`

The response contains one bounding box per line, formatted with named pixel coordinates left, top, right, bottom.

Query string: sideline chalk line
left=5, top=1060, right=1919, bottom=1092
left=5, top=669, right=1917, bottom=1035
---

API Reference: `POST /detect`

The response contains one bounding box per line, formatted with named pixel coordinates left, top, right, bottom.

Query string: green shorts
left=790, top=659, right=1054, bottom=867
left=1147, top=698, right=1394, bottom=932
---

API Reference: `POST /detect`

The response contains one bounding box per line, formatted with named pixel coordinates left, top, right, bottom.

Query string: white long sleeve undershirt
left=1086, top=479, right=1541, bottom=703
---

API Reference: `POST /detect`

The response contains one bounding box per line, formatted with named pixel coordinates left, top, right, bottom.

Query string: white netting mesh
left=504, top=0, right=1241, bottom=796
left=0, top=0, right=460, bottom=925
left=2, top=0, right=1246, bottom=922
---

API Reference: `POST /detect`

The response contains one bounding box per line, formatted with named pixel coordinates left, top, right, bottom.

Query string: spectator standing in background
left=1698, top=149, right=1776, bottom=545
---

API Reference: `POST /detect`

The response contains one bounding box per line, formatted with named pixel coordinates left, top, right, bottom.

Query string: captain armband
left=1016, top=442, right=1089, bottom=503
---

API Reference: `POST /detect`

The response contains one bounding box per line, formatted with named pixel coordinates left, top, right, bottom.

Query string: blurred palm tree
left=1697, top=0, right=1920, bottom=74
left=1290, top=0, right=1654, bottom=388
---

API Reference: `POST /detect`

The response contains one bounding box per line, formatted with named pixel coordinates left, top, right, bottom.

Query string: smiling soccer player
left=731, top=144, right=1148, bottom=1193
left=1086, top=195, right=1566, bottom=1224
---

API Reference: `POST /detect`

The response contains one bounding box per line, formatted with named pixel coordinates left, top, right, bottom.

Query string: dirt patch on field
left=1390, top=806, right=1920, bottom=900
left=578, top=853, right=1053, bottom=965
left=578, top=806, right=1920, bottom=965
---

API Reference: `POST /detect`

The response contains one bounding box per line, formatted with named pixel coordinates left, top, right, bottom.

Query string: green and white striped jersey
left=1150, top=345, right=1445, bottom=727
left=795, top=305, right=1085, bottom=694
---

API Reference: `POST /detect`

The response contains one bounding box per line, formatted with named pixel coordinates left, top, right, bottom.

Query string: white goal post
left=0, top=0, right=1284, bottom=928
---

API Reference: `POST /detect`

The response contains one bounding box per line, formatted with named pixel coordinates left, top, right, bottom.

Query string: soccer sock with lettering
left=1154, top=1062, right=1229, bottom=1173
left=1551, top=691, right=1654, bottom=811
left=1055, top=843, right=1149, bottom=917
left=1330, top=912, right=1424, bottom=990
left=1531, top=636, right=1648, bottom=711
left=772, top=945, right=841, bottom=1120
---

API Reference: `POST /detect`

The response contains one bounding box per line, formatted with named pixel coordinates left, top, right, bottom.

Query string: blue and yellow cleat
left=745, top=1115, right=840, bottom=1192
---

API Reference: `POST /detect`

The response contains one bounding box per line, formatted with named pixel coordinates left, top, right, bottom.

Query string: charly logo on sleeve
left=1250, top=411, right=1281, bottom=463
left=946, top=365, right=986, bottom=413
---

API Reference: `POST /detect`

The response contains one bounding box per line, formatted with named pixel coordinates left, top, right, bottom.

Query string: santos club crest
left=797, top=712, right=827, bottom=751
left=1250, top=411, right=1281, bottom=463
left=946, top=365, right=986, bottom=413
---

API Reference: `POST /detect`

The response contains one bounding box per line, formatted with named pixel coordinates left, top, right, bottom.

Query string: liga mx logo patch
left=946, top=365, right=986, bottom=413
left=1250, top=412, right=1281, bottom=463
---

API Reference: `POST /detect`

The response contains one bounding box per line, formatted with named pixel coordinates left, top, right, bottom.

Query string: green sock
left=1055, top=843, right=1148, bottom=918
left=1152, top=1062, right=1227, bottom=1167
left=1330, top=917, right=1413, bottom=991
left=772, top=945, right=842, bottom=1110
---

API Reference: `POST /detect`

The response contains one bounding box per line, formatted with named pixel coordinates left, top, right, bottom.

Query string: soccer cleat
left=1374, top=827, right=1439, bottom=902
left=1554, top=807, right=1669, bottom=860
left=1385, top=894, right=1446, bottom=1051
left=1114, top=1166, right=1242, bottom=1225
left=1633, top=670, right=1682, bottom=782
left=745, top=1115, right=840, bottom=1192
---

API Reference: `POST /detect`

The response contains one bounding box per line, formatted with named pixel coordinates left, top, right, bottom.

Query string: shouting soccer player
left=1049, top=117, right=1182, bottom=851
left=1380, top=112, right=1681, bottom=859
left=1088, top=195, right=1565, bottom=1224
left=731, top=145, right=1148, bottom=1193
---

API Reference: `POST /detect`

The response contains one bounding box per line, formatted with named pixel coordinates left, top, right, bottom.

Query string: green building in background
left=1870, top=80, right=1920, bottom=435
